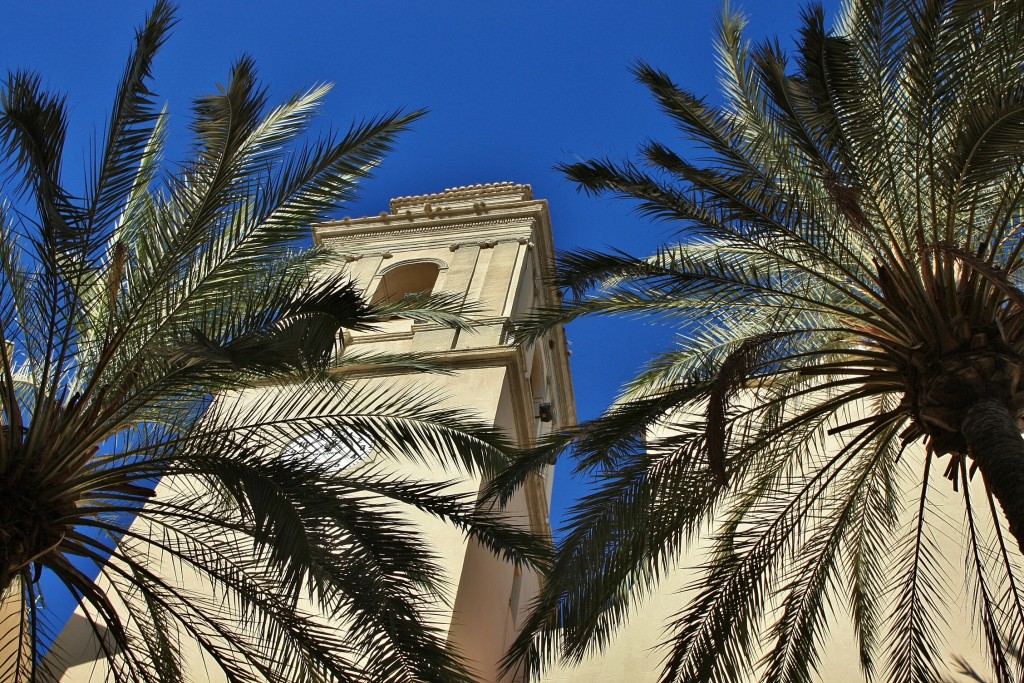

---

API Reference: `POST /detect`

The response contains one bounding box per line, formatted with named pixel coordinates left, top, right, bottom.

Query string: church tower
left=50, top=183, right=575, bottom=683
left=314, top=182, right=575, bottom=682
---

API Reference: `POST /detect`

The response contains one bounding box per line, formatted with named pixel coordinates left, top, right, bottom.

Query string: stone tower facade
left=314, top=182, right=575, bottom=682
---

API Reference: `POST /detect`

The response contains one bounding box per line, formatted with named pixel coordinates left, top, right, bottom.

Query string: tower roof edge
left=389, top=182, right=532, bottom=213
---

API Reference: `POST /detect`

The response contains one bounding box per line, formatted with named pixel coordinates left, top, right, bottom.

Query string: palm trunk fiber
left=962, top=398, right=1024, bottom=554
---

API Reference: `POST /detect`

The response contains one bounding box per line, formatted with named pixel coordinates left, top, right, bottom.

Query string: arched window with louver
left=370, top=262, right=441, bottom=306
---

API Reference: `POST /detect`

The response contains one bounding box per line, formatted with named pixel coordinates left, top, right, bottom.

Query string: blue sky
left=1, top=0, right=840, bottom=556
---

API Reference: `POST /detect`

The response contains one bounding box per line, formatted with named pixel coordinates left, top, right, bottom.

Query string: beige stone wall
left=544, top=411, right=996, bottom=683
left=0, top=580, right=28, bottom=680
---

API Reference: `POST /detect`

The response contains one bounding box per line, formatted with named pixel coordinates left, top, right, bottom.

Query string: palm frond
left=514, top=1, right=1024, bottom=681
left=0, top=4, right=533, bottom=682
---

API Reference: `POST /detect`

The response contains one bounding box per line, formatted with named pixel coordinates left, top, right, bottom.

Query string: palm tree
left=491, top=1, right=1024, bottom=681
left=0, top=3, right=546, bottom=681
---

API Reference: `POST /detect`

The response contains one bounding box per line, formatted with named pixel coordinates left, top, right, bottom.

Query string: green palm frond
left=506, top=1, right=1024, bottom=681
left=0, top=4, right=535, bottom=682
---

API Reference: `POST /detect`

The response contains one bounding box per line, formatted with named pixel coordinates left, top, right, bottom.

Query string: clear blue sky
left=1, top=0, right=840, bottom=579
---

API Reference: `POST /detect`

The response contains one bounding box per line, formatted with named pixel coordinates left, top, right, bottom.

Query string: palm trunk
left=0, top=577, right=28, bottom=681
left=961, top=398, right=1024, bottom=553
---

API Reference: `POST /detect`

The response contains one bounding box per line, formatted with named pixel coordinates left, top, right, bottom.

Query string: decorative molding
left=388, top=182, right=533, bottom=213
left=443, top=236, right=531, bottom=253
left=376, top=257, right=449, bottom=275
left=317, top=215, right=539, bottom=244
left=344, top=328, right=415, bottom=345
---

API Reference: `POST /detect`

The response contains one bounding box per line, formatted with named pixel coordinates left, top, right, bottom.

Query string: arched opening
left=370, top=262, right=441, bottom=306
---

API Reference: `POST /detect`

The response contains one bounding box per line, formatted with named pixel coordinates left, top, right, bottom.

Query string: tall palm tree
left=492, top=1, right=1024, bottom=681
left=0, top=3, right=546, bottom=681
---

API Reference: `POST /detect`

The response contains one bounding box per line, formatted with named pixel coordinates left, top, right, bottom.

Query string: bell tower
left=50, top=183, right=575, bottom=683
left=315, top=182, right=575, bottom=682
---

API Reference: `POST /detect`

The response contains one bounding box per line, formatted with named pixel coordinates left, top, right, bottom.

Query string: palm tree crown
left=0, top=3, right=545, bottom=681
left=494, top=1, right=1024, bottom=681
